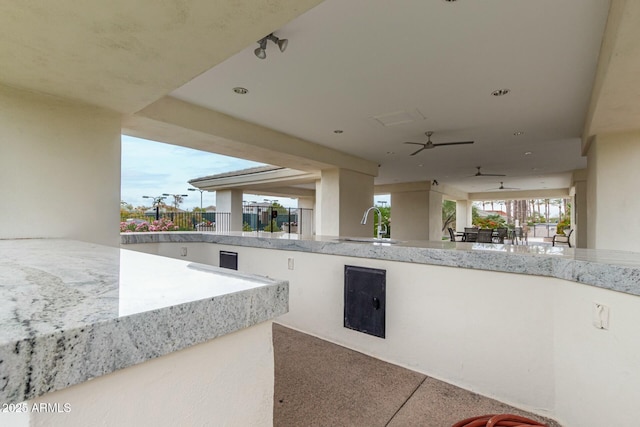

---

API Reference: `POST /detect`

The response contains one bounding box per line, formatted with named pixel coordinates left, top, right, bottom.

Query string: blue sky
left=121, top=135, right=299, bottom=209
left=121, top=135, right=390, bottom=210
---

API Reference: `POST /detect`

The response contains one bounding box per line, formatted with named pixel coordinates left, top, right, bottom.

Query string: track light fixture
left=254, top=33, right=288, bottom=59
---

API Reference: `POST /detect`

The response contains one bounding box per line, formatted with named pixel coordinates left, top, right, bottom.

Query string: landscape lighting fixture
left=254, top=33, right=288, bottom=59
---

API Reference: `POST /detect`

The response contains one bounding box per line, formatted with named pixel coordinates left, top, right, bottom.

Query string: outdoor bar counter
left=0, top=238, right=288, bottom=408
left=118, top=231, right=640, bottom=427
left=121, top=232, right=640, bottom=297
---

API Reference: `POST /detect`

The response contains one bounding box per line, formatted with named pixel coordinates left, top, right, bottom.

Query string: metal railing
left=530, top=223, right=559, bottom=238
left=121, top=208, right=314, bottom=235
left=242, top=206, right=313, bottom=235
left=120, top=211, right=231, bottom=233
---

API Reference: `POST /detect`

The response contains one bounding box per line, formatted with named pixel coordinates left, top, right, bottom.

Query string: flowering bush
left=120, top=218, right=180, bottom=233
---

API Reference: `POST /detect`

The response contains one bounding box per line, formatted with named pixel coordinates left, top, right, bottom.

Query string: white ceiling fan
left=404, top=131, right=474, bottom=156
left=474, top=166, right=506, bottom=177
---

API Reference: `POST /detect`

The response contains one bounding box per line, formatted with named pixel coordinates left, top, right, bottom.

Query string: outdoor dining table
left=463, top=229, right=503, bottom=243
left=462, top=231, right=478, bottom=242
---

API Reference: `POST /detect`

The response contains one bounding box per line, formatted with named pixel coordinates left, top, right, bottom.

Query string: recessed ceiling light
left=513, top=131, right=524, bottom=136
left=524, top=151, right=532, bottom=155
left=333, top=130, right=343, bottom=134
left=491, top=88, right=510, bottom=96
left=418, top=164, right=423, bottom=167
left=386, top=151, right=395, bottom=155
left=233, top=87, right=248, bottom=94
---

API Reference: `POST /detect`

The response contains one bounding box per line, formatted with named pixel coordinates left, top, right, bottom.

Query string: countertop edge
left=0, top=280, right=288, bottom=404
left=120, top=232, right=640, bottom=297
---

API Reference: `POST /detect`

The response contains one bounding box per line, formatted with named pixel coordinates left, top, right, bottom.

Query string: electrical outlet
left=180, top=247, right=188, bottom=257
left=287, top=258, right=294, bottom=270
left=593, top=303, right=609, bottom=330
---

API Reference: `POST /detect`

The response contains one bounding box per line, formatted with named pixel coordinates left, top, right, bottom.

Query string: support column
left=216, top=189, right=243, bottom=232
left=586, top=131, right=640, bottom=251
left=0, top=85, right=121, bottom=246
left=389, top=182, right=443, bottom=241
left=297, top=196, right=315, bottom=236
left=317, top=169, right=374, bottom=237
left=391, top=190, right=429, bottom=240
left=571, top=169, right=587, bottom=248
left=455, top=200, right=472, bottom=232
left=429, top=190, right=444, bottom=241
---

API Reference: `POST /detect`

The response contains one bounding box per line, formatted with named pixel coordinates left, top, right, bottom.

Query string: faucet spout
left=361, top=206, right=386, bottom=239
left=361, top=206, right=380, bottom=225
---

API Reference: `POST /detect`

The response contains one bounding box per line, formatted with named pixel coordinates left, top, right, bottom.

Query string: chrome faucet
left=361, top=206, right=388, bottom=239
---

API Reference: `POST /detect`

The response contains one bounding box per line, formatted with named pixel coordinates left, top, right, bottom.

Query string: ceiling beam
left=123, top=96, right=379, bottom=176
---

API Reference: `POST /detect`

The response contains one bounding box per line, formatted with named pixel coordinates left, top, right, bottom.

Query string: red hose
left=452, top=414, right=548, bottom=427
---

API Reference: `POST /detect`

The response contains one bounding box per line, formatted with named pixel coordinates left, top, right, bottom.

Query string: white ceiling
left=171, top=0, right=611, bottom=194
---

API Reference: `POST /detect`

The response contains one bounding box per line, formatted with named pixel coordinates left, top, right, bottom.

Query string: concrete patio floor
left=273, top=323, right=560, bottom=427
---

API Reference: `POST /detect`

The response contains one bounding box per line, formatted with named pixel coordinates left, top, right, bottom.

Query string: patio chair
left=552, top=228, right=573, bottom=247
left=477, top=228, right=494, bottom=243
left=513, top=226, right=528, bottom=245
left=493, top=227, right=508, bottom=244
left=448, top=227, right=463, bottom=242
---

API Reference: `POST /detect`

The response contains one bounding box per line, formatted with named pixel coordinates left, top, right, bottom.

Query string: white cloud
left=121, top=136, right=298, bottom=209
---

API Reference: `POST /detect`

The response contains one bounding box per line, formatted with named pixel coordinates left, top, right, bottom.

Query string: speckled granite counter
left=121, top=232, right=640, bottom=297
left=0, top=239, right=288, bottom=404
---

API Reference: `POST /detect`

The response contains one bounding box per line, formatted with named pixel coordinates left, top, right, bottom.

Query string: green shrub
left=557, top=217, right=571, bottom=234
left=264, top=220, right=280, bottom=232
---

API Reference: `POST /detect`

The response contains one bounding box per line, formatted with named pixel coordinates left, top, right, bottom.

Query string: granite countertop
left=0, top=239, right=288, bottom=404
left=121, top=232, right=640, bottom=297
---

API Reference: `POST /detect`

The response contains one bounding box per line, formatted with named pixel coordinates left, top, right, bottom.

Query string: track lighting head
left=254, top=38, right=267, bottom=59
left=267, top=34, right=288, bottom=52
left=254, top=33, right=288, bottom=59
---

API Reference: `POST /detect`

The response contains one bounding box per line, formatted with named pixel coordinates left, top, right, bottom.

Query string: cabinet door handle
left=372, top=297, right=380, bottom=310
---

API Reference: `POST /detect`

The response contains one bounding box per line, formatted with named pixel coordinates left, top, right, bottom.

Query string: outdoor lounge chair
left=552, top=228, right=573, bottom=247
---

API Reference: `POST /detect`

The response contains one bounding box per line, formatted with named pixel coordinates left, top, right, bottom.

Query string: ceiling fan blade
left=480, top=173, right=506, bottom=177
left=432, top=141, right=474, bottom=147
left=403, top=141, right=425, bottom=146
left=410, top=147, right=426, bottom=156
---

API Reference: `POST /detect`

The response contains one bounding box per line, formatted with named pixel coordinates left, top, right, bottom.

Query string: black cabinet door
left=219, top=251, right=238, bottom=270
left=344, top=265, right=386, bottom=338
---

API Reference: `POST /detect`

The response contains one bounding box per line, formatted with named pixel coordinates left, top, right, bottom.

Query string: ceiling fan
left=404, top=131, right=474, bottom=156
left=474, top=166, right=506, bottom=177
left=487, top=182, right=520, bottom=190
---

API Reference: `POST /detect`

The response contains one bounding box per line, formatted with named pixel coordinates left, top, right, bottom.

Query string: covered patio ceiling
left=169, top=0, right=614, bottom=195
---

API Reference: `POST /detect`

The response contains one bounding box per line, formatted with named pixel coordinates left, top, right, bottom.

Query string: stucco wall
left=0, top=85, right=121, bottom=246
left=7, top=321, right=275, bottom=427
left=125, top=241, right=640, bottom=427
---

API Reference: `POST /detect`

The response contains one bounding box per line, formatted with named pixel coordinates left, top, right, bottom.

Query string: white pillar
left=455, top=200, right=472, bottom=231
left=216, top=189, right=243, bottom=232
left=0, top=85, right=121, bottom=246
left=391, top=190, right=429, bottom=240
left=298, top=196, right=315, bottom=235
left=571, top=169, right=587, bottom=248
left=586, top=131, right=640, bottom=251
left=317, top=168, right=374, bottom=237
left=429, top=190, right=444, bottom=241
